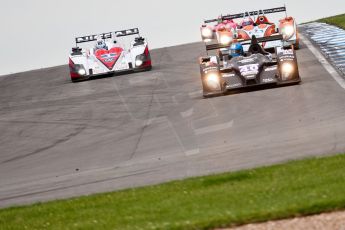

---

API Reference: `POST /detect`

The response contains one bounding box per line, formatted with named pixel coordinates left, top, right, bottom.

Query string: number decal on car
left=239, top=64, right=259, bottom=76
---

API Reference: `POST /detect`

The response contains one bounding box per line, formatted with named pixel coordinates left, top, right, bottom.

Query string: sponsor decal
left=239, top=64, right=259, bottom=76
left=115, top=28, right=139, bottom=37
left=279, top=49, right=293, bottom=55
left=251, top=29, right=264, bottom=36
left=280, top=54, right=295, bottom=58
left=223, top=73, right=236, bottom=77
left=280, top=57, right=294, bottom=61
left=244, top=75, right=256, bottom=80
left=76, top=28, right=139, bottom=43
left=101, top=53, right=116, bottom=63
left=238, top=57, right=256, bottom=64
left=265, top=66, right=277, bottom=72
left=262, top=78, right=275, bottom=83
left=95, top=47, right=123, bottom=70
left=264, top=40, right=282, bottom=48
left=203, top=66, right=218, bottom=73
left=76, top=32, right=112, bottom=43
left=229, top=83, right=242, bottom=87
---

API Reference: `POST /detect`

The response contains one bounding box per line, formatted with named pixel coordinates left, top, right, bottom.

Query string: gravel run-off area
left=218, top=211, right=345, bottom=230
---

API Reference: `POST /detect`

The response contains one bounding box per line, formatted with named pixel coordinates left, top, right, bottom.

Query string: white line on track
left=300, top=34, right=345, bottom=90
left=171, top=95, right=179, bottom=105
left=153, top=95, right=162, bottom=108
left=188, top=90, right=202, bottom=98
left=166, top=118, right=200, bottom=156
left=194, top=120, right=234, bottom=135
left=180, top=108, right=194, bottom=118
left=145, top=116, right=201, bottom=156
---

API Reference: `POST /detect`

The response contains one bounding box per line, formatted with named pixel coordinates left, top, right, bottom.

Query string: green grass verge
left=318, top=13, right=345, bottom=29
left=1, top=154, right=345, bottom=230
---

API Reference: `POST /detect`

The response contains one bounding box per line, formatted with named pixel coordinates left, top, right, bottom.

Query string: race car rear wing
left=206, top=34, right=283, bottom=51
left=115, top=28, right=140, bottom=37
left=75, top=28, right=140, bottom=44
left=204, top=6, right=286, bottom=23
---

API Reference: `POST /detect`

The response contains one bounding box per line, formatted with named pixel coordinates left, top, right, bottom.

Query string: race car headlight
left=281, top=25, right=295, bottom=40
left=219, top=35, right=233, bottom=45
left=77, top=68, right=86, bottom=76
left=135, top=59, right=143, bottom=67
left=135, top=54, right=146, bottom=67
left=201, top=28, right=213, bottom=39
left=281, top=62, right=294, bottom=80
left=281, top=62, right=294, bottom=73
left=205, top=73, right=221, bottom=90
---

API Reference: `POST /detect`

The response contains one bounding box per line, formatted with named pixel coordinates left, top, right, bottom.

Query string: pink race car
left=200, top=16, right=239, bottom=45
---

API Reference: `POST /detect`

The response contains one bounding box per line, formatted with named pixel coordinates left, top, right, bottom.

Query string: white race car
left=69, top=28, right=152, bottom=82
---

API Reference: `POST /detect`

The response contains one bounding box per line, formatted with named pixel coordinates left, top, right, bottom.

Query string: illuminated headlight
left=78, top=68, right=86, bottom=76
left=205, top=73, right=221, bottom=90
left=202, top=28, right=213, bottom=38
left=281, top=63, right=294, bottom=80
left=135, top=54, right=146, bottom=67
left=135, top=59, right=143, bottom=67
left=281, top=25, right=295, bottom=40
left=219, top=35, right=233, bottom=45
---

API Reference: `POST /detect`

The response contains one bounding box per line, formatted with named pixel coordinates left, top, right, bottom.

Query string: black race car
left=199, top=35, right=301, bottom=97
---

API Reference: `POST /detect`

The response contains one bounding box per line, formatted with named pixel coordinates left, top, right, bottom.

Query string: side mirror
left=135, top=37, right=145, bottom=42
left=72, top=47, right=82, bottom=52
left=201, top=57, right=211, bottom=63
left=71, top=47, right=82, bottom=55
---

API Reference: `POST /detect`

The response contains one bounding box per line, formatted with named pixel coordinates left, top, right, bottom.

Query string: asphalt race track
left=1, top=38, right=345, bottom=207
